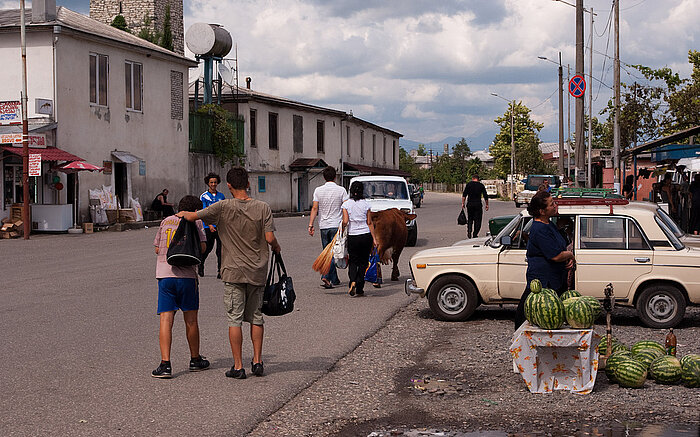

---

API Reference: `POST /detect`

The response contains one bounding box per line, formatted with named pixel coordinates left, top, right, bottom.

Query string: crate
left=10, top=204, right=25, bottom=222
left=83, top=222, right=94, bottom=234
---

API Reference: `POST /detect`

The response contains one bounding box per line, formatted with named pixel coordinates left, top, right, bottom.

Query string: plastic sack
left=130, top=197, right=143, bottom=222
left=364, top=247, right=381, bottom=284
left=332, top=224, right=348, bottom=269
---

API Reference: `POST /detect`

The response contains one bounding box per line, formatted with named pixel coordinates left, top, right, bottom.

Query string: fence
left=188, top=112, right=245, bottom=155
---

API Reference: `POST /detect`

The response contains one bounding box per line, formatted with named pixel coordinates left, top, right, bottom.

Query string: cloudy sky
left=18, top=0, right=700, bottom=149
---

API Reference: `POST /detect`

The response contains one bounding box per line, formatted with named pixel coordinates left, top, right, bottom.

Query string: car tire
left=635, top=284, right=686, bottom=329
left=406, top=225, right=417, bottom=247
left=427, top=275, right=479, bottom=322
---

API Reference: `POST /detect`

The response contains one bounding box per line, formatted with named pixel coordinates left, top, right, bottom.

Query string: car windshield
left=655, top=215, right=685, bottom=250
left=362, top=181, right=409, bottom=200
left=490, top=213, right=524, bottom=248
left=656, top=207, right=684, bottom=238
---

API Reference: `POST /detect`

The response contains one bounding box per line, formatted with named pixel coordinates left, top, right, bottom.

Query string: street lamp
left=538, top=53, right=565, bottom=180
left=491, top=93, right=516, bottom=200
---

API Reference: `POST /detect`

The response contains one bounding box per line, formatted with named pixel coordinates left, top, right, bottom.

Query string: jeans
left=320, top=228, right=340, bottom=285
left=201, top=227, right=221, bottom=274
left=466, top=203, right=483, bottom=238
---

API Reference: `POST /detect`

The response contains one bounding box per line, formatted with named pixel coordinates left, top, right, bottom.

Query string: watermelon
left=578, top=296, right=602, bottom=319
left=615, top=358, right=647, bottom=388
left=680, top=360, right=700, bottom=388
left=524, top=291, right=565, bottom=330
left=605, top=351, right=632, bottom=383
left=649, top=356, right=682, bottom=384
left=530, top=279, right=542, bottom=293
left=541, top=288, right=557, bottom=296
left=560, top=289, right=582, bottom=301
left=564, top=297, right=595, bottom=329
left=680, top=354, right=700, bottom=369
left=632, top=349, right=664, bottom=369
left=611, top=342, right=630, bottom=354
left=630, top=340, right=666, bottom=356
left=598, top=336, right=622, bottom=355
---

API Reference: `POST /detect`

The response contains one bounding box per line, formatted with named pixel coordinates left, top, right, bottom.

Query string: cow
left=369, top=208, right=417, bottom=281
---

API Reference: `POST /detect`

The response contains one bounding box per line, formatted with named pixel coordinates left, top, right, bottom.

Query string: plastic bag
left=332, top=224, right=348, bottom=269
left=131, top=197, right=143, bottom=222
left=364, top=247, right=380, bottom=283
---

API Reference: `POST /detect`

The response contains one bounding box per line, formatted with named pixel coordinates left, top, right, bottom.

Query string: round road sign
left=569, top=75, right=586, bottom=98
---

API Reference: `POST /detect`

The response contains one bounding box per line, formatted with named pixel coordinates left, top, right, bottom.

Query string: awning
left=2, top=145, right=84, bottom=162
left=343, top=162, right=410, bottom=177
left=289, top=158, right=328, bottom=171
left=622, top=125, right=700, bottom=158
left=111, top=150, right=142, bottom=163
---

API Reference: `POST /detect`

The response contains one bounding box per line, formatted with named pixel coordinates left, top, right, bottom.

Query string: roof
left=621, top=125, right=700, bottom=157
left=2, top=145, right=84, bottom=162
left=0, top=7, right=196, bottom=66
left=289, top=158, right=327, bottom=171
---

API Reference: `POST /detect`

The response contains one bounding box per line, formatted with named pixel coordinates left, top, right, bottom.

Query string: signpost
left=569, top=75, right=586, bottom=98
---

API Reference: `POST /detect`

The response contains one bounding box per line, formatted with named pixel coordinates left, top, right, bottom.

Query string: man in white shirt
left=308, top=166, right=348, bottom=288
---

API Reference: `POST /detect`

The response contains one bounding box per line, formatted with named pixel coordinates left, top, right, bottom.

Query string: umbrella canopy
left=55, top=161, right=104, bottom=173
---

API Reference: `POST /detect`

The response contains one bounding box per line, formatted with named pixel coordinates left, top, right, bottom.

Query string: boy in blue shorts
left=152, top=195, right=209, bottom=378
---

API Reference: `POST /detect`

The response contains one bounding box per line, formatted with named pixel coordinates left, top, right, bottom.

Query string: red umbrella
left=55, top=161, right=104, bottom=228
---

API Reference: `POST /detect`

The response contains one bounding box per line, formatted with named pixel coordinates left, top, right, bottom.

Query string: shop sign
left=35, top=99, right=53, bottom=116
left=343, top=171, right=360, bottom=177
left=102, top=160, right=113, bottom=175
left=29, top=154, right=41, bottom=176
left=139, top=160, right=146, bottom=176
left=0, top=100, right=21, bottom=124
left=0, top=133, right=47, bottom=147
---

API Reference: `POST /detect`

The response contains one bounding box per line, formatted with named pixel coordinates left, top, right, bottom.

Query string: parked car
left=408, top=183, right=422, bottom=208
left=350, top=175, right=418, bottom=246
left=405, top=199, right=700, bottom=329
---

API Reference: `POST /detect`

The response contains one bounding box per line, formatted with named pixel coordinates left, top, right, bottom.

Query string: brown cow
left=369, top=208, right=417, bottom=281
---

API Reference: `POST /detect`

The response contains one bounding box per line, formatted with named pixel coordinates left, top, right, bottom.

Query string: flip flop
left=321, top=279, right=333, bottom=289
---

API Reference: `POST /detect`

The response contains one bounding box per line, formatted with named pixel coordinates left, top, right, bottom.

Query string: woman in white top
left=342, top=181, right=377, bottom=296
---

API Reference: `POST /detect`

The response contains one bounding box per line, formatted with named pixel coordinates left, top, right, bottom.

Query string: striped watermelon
left=649, top=356, right=682, bottom=384
left=680, top=354, right=700, bottom=369
left=579, top=296, right=602, bottom=319
left=598, top=336, right=622, bottom=356
left=632, top=349, right=664, bottom=369
left=560, top=289, right=582, bottom=301
left=524, top=291, right=565, bottom=330
left=631, top=340, right=666, bottom=356
left=611, top=342, right=630, bottom=354
left=564, top=297, right=595, bottom=329
left=605, top=351, right=632, bottom=383
left=680, top=360, right=700, bottom=388
left=530, top=279, right=542, bottom=293
left=615, top=358, right=647, bottom=388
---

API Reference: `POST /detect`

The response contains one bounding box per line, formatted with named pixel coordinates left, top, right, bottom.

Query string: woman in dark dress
left=514, top=190, right=575, bottom=329
left=152, top=189, right=175, bottom=216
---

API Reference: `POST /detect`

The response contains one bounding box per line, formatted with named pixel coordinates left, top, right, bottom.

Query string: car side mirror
left=500, top=235, right=512, bottom=247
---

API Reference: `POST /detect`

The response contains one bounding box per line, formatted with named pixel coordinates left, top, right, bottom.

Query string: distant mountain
left=400, top=131, right=497, bottom=154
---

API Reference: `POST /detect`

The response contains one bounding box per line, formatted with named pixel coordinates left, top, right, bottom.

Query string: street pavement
left=0, top=192, right=518, bottom=436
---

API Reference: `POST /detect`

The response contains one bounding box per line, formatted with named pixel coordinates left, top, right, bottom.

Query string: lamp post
left=538, top=53, right=564, bottom=179
left=491, top=93, right=516, bottom=200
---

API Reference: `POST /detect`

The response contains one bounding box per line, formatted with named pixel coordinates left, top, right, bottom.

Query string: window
left=316, top=120, right=324, bottom=153
left=258, top=176, right=266, bottom=192
left=392, top=140, right=396, bottom=165
left=293, top=115, right=303, bottom=153
left=383, top=137, right=386, bottom=163
left=360, top=130, right=364, bottom=158
left=250, top=109, right=257, bottom=147
left=579, top=217, right=650, bottom=250
left=346, top=126, right=351, bottom=157
left=268, top=112, right=278, bottom=150
left=372, top=134, right=376, bottom=161
left=90, top=53, right=108, bottom=106
left=125, top=61, right=142, bottom=111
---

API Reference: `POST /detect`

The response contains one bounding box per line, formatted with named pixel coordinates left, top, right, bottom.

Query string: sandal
left=321, top=279, right=333, bottom=289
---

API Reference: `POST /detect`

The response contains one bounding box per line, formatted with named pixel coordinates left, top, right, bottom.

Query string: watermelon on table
left=524, top=290, right=565, bottom=330
left=680, top=354, right=700, bottom=369
left=615, top=358, right=647, bottom=388
left=680, top=360, right=700, bottom=388
left=605, top=351, right=633, bottom=383
left=631, top=340, right=666, bottom=356
left=560, top=289, right=582, bottom=301
left=632, top=349, right=664, bottom=369
left=564, top=297, right=595, bottom=329
left=578, top=296, right=602, bottom=318
left=649, top=356, right=682, bottom=384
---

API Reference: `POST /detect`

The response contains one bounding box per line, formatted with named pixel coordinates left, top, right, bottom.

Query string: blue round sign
left=569, top=75, right=586, bottom=98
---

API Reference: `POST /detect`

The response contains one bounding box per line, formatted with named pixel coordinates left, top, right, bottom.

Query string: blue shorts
left=157, top=278, right=199, bottom=314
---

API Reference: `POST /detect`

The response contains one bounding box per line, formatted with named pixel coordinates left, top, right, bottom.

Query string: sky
left=13, top=0, right=700, bottom=150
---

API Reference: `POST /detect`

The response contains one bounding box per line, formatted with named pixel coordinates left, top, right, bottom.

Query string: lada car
left=350, top=175, right=418, bottom=246
left=405, top=198, right=700, bottom=328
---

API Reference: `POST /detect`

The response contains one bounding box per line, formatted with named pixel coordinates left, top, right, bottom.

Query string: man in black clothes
left=461, top=174, right=489, bottom=239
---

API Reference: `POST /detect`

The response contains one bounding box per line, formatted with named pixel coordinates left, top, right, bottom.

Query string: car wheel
left=515, top=202, right=521, bottom=208
left=635, top=284, right=686, bottom=329
left=427, top=275, right=479, bottom=322
left=406, top=225, right=417, bottom=247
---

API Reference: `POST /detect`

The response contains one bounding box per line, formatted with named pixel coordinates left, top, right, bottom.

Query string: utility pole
left=567, top=64, right=571, bottom=180
left=510, top=100, right=515, bottom=200
left=558, top=53, right=564, bottom=177
left=574, top=0, right=584, bottom=187
left=613, top=0, right=621, bottom=194
left=20, top=0, right=30, bottom=239
left=587, top=7, right=593, bottom=188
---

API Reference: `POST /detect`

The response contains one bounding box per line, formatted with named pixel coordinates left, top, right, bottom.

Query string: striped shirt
left=312, top=181, right=348, bottom=229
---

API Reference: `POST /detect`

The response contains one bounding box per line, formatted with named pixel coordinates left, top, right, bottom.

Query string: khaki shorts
left=223, top=282, right=264, bottom=327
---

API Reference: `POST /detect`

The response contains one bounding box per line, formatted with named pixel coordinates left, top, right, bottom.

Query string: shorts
left=157, top=277, right=199, bottom=314
left=223, top=282, right=264, bottom=327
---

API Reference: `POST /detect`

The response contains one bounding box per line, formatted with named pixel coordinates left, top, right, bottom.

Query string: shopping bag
left=262, top=252, right=296, bottom=316
left=166, top=219, right=202, bottom=266
left=332, top=224, right=348, bottom=269
left=364, top=247, right=381, bottom=284
left=457, top=208, right=467, bottom=226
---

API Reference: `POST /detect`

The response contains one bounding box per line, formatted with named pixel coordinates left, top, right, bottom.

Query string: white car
left=350, top=175, right=418, bottom=246
left=405, top=199, right=700, bottom=328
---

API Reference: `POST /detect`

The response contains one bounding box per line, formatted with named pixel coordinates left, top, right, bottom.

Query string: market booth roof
left=1, top=145, right=84, bottom=162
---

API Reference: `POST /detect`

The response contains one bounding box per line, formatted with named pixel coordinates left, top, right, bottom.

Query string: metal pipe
left=20, top=0, right=30, bottom=239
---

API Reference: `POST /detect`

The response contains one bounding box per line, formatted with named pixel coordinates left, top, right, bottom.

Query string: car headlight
left=401, top=208, right=412, bottom=214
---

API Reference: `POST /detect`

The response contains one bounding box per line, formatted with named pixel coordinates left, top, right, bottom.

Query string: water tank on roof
left=185, top=23, right=232, bottom=57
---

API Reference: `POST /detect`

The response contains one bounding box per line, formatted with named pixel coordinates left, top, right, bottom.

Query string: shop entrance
left=297, top=172, right=308, bottom=212
left=114, top=162, right=127, bottom=208
left=3, top=162, right=36, bottom=207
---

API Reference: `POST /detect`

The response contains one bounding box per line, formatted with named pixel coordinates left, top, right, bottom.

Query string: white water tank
left=185, top=23, right=232, bottom=57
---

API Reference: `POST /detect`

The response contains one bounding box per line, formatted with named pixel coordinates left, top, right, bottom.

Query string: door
left=497, top=215, right=531, bottom=299
left=297, top=172, right=308, bottom=212
left=574, top=216, right=653, bottom=299
left=114, top=162, right=127, bottom=208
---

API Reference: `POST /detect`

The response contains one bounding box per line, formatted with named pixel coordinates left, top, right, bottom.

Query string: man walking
left=199, top=172, right=225, bottom=278
left=461, top=174, right=489, bottom=239
left=308, top=166, right=347, bottom=289
left=178, top=167, right=281, bottom=379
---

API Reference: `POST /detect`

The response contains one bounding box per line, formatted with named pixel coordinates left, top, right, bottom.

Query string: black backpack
left=166, top=219, right=202, bottom=266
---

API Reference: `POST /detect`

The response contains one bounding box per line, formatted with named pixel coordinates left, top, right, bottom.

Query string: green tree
left=137, top=15, right=161, bottom=44
left=197, top=104, right=245, bottom=166
left=110, top=15, right=129, bottom=32
left=489, top=101, right=546, bottom=177
left=160, top=5, right=174, bottom=51
left=416, top=144, right=427, bottom=156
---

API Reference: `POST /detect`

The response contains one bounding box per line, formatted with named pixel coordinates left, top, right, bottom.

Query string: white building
left=0, top=3, right=196, bottom=229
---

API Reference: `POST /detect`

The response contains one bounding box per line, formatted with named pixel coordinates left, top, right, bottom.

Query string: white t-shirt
left=342, top=199, right=371, bottom=236
left=312, top=181, right=348, bottom=229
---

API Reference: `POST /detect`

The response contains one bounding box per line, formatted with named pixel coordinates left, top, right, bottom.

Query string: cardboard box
left=118, top=209, right=136, bottom=223
left=83, top=223, right=94, bottom=234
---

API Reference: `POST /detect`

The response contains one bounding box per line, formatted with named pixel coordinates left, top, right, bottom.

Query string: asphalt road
left=0, top=192, right=517, bottom=436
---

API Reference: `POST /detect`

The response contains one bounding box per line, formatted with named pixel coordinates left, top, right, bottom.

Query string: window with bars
left=90, top=53, right=108, bottom=106
left=125, top=61, right=142, bottom=111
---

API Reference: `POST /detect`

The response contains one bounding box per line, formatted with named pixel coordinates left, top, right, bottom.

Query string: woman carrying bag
left=342, top=181, right=378, bottom=297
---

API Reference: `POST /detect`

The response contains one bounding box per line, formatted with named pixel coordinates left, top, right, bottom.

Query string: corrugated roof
left=2, top=145, right=84, bottom=162
left=0, top=7, right=196, bottom=65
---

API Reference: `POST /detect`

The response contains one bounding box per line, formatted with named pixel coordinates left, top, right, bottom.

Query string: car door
left=574, top=215, right=653, bottom=299
left=497, top=216, right=532, bottom=299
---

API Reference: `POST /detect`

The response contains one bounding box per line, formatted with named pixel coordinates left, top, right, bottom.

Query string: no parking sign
left=569, top=75, right=586, bottom=98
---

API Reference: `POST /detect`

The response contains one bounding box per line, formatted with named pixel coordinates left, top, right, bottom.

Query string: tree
left=137, top=15, right=161, bottom=44
left=160, top=5, right=174, bottom=51
left=197, top=104, right=245, bottom=166
left=110, top=15, right=129, bottom=32
left=489, top=101, right=547, bottom=178
left=451, top=137, right=472, bottom=183
left=416, top=144, right=427, bottom=156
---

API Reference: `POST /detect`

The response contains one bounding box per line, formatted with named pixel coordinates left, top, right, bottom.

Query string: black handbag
left=262, top=252, right=296, bottom=316
left=457, top=208, right=467, bottom=226
left=166, top=219, right=202, bottom=266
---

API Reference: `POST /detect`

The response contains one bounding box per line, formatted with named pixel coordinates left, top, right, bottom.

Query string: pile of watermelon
left=599, top=337, right=700, bottom=389
left=524, top=280, right=602, bottom=330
